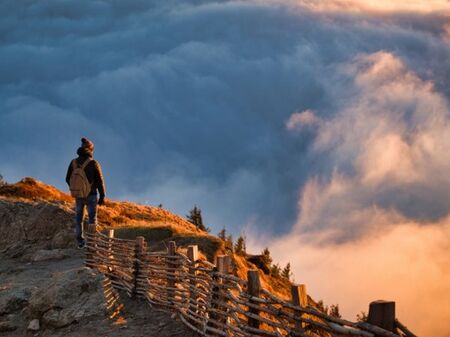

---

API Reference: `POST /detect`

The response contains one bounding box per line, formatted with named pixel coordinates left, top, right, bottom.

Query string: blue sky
left=1, top=1, right=450, bottom=334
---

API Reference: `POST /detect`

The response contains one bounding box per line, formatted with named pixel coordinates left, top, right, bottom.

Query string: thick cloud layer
left=247, top=50, right=450, bottom=336
left=1, top=1, right=450, bottom=335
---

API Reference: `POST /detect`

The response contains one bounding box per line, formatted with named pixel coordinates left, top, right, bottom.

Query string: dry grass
left=0, top=177, right=72, bottom=202
left=0, top=177, right=292, bottom=299
left=0, top=177, right=201, bottom=235
left=113, top=226, right=223, bottom=262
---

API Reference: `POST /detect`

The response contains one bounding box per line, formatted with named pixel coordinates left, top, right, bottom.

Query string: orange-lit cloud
left=290, top=0, right=450, bottom=13
left=248, top=220, right=450, bottom=337
left=255, top=51, right=450, bottom=337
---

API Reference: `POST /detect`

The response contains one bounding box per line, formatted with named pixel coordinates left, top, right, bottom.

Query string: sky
left=1, top=1, right=449, bottom=335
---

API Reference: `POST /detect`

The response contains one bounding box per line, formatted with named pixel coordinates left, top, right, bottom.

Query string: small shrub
left=317, top=300, right=328, bottom=314
left=329, top=304, right=341, bottom=318
left=356, top=311, right=368, bottom=322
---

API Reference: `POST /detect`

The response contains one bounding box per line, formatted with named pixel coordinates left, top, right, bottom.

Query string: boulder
left=0, top=314, right=22, bottom=332
left=31, top=249, right=71, bottom=262
left=0, top=287, right=32, bottom=314
left=27, top=318, right=40, bottom=331
left=0, top=320, right=16, bottom=332
left=0, top=198, right=74, bottom=251
left=51, top=229, right=74, bottom=249
left=29, top=267, right=109, bottom=328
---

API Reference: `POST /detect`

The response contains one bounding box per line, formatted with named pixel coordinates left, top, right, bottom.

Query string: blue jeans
left=75, top=194, right=98, bottom=244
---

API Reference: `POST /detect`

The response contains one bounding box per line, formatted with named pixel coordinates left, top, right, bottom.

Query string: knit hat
left=81, top=137, right=94, bottom=151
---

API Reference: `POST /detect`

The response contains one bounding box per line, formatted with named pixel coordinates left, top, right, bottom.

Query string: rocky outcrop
left=31, top=249, right=73, bottom=262
left=0, top=198, right=74, bottom=252
left=28, top=267, right=110, bottom=328
left=0, top=255, right=119, bottom=334
left=0, top=287, right=33, bottom=315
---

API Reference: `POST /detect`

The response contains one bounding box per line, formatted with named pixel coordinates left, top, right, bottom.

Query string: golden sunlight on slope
left=0, top=177, right=296, bottom=301
left=0, top=177, right=201, bottom=235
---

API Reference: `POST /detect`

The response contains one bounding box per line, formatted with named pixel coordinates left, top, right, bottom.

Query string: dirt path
left=0, top=249, right=197, bottom=337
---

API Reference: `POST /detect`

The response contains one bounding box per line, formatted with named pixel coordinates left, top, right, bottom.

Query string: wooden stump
left=167, top=241, right=177, bottom=305
left=187, top=245, right=199, bottom=315
left=291, top=284, right=307, bottom=332
left=85, top=224, right=97, bottom=268
left=132, top=236, right=145, bottom=298
left=206, top=255, right=231, bottom=336
left=247, top=270, right=261, bottom=329
left=107, top=229, right=114, bottom=269
left=368, top=300, right=396, bottom=333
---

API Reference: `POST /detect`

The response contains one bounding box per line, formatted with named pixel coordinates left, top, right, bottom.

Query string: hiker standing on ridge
left=65, top=138, right=106, bottom=248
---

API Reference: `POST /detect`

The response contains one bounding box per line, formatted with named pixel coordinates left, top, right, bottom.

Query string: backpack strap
left=71, top=159, right=78, bottom=170
left=80, top=159, right=92, bottom=170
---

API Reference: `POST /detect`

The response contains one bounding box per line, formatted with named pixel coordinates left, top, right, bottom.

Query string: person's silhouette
left=66, top=138, right=106, bottom=248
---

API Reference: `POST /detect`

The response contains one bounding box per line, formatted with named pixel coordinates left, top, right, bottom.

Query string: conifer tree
left=281, top=262, right=292, bottom=280
left=226, top=234, right=233, bottom=252
left=234, top=235, right=246, bottom=255
left=218, top=227, right=227, bottom=241
left=270, top=263, right=281, bottom=277
left=186, top=205, right=207, bottom=232
left=261, top=247, right=272, bottom=266
left=0, top=174, right=5, bottom=187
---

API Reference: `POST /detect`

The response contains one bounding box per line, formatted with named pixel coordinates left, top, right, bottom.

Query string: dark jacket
left=65, top=148, right=106, bottom=198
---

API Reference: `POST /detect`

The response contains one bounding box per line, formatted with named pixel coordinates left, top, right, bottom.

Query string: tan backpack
left=69, top=159, right=92, bottom=198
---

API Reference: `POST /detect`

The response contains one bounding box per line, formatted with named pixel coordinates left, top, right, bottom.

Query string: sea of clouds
left=1, top=1, right=449, bottom=335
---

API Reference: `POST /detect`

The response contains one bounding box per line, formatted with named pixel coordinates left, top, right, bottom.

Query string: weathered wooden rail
left=85, top=225, right=416, bottom=337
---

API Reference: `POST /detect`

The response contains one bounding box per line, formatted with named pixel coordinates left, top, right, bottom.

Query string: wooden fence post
left=85, top=224, right=97, bottom=268
left=207, top=255, right=230, bottom=335
left=107, top=229, right=114, bottom=239
left=291, top=284, right=307, bottom=332
left=132, top=236, right=145, bottom=298
left=107, top=229, right=114, bottom=271
left=187, top=245, right=199, bottom=314
left=247, top=270, right=261, bottom=329
left=167, top=241, right=177, bottom=305
left=367, top=300, right=396, bottom=333
left=218, top=255, right=231, bottom=331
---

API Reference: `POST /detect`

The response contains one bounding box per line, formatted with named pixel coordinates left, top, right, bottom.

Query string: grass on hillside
left=1, top=177, right=296, bottom=302
left=113, top=226, right=223, bottom=261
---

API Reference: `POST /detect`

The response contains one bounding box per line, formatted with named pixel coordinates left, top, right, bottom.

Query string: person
left=66, top=138, right=106, bottom=248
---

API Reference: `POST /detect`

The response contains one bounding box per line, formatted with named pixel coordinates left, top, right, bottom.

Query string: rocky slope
left=0, top=177, right=297, bottom=336
left=0, top=250, right=195, bottom=336
left=0, top=177, right=221, bottom=258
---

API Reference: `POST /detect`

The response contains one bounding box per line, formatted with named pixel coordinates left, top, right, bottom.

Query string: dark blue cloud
left=1, top=0, right=449, bottom=236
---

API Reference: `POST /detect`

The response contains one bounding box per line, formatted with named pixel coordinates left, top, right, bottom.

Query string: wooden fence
left=85, top=225, right=416, bottom=337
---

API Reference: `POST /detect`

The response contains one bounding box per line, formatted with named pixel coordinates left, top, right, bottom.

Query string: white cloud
left=286, top=109, right=321, bottom=130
